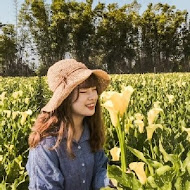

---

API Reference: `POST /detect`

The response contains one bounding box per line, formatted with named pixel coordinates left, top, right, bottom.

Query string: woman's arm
left=92, top=150, right=117, bottom=190
left=26, top=137, right=64, bottom=190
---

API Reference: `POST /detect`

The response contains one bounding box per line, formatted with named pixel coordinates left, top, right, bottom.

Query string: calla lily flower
left=121, top=86, right=134, bottom=111
left=134, top=120, right=144, bottom=133
left=20, top=109, right=32, bottom=125
left=153, top=101, right=161, bottom=108
left=147, top=107, right=163, bottom=125
left=110, top=147, right=121, bottom=161
left=3, top=110, right=11, bottom=118
left=182, top=127, right=190, bottom=136
left=166, top=95, right=174, bottom=104
left=101, top=86, right=134, bottom=126
left=129, top=162, right=147, bottom=184
left=0, top=92, right=6, bottom=101
left=101, top=86, right=134, bottom=172
left=125, top=117, right=134, bottom=134
left=12, top=111, right=20, bottom=120
left=146, top=124, right=163, bottom=140
left=182, top=82, right=186, bottom=86
left=134, top=113, right=144, bottom=133
left=102, top=99, right=119, bottom=126
left=182, top=127, right=190, bottom=141
left=0, top=155, right=3, bottom=162
left=20, top=112, right=28, bottom=125
left=134, top=113, right=144, bottom=121
left=142, top=80, right=146, bottom=86
left=12, top=91, right=19, bottom=99
left=0, top=101, right=3, bottom=106
left=25, top=98, right=30, bottom=104
left=12, top=90, right=23, bottom=99
left=177, top=81, right=181, bottom=87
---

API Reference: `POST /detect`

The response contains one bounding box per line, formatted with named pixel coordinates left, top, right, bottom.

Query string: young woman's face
left=71, top=86, right=98, bottom=119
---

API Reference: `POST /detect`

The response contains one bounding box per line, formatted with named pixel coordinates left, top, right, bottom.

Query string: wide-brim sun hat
left=41, top=59, right=110, bottom=112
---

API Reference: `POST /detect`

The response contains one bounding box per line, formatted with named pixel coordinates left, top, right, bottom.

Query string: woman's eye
left=91, top=87, right=97, bottom=91
left=79, top=87, right=97, bottom=93
left=79, top=90, right=87, bottom=93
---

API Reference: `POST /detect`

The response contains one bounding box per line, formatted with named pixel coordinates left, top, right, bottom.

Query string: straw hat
left=41, top=59, right=110, bottom=112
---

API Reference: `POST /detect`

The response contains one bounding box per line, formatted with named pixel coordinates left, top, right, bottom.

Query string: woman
left=26, top=59, right=115, bottom=190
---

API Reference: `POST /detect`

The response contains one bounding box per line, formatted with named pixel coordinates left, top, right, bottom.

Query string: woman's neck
left=73, top=116, right=83, bottom=129
left=72, top=116, right=84, bottom=142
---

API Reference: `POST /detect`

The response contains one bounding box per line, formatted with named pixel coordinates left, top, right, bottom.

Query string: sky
left=0, top=0, right=190, bottom=25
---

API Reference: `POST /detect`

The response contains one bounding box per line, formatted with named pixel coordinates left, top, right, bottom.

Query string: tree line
left=0, top=0, right=190, bottom=76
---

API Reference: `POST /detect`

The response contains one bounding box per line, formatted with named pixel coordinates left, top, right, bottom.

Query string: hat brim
left=41, top=68, right=110, bottom=112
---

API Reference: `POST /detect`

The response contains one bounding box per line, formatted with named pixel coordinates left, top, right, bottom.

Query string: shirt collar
left=63, top=122, right=90, bottom=143
left=78, top=122, right=90, bottom=143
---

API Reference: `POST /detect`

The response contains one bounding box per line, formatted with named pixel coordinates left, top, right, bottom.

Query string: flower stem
left=149, top=140, right=155, bottom=159
left=117, top=119, right=127, bottom=174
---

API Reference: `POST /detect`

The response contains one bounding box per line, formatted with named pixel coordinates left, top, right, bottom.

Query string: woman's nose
left=88, top=89, right=98, bottom=100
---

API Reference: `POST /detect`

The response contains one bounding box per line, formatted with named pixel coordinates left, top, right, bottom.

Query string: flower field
left=0, top=73, right=190, bottom=190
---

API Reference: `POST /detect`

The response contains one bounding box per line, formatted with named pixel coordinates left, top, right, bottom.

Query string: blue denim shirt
left=26, top=124, right=110, bottom=190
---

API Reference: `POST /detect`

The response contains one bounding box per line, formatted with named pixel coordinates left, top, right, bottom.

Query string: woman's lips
left=86, top=103, right=95, bottom=110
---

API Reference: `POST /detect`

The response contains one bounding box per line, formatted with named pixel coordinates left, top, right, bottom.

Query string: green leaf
left=101, top=187, right=114, bottom=190
left=184, top=180, right=190, bottom=190
left=159, top=140, right=171, bottom=162
left=107, top=165, right=142, bottom=190
left=127, top=146, right=154, bottom=175
left=10, top=172, right=28, bottom=190
left=146, top=176, right=158, bottom=188
left=174, top=177, right=182, bottom=190
left=154, top=166, right=175, bottom=187
left=156, top=165, right=172, bottom=176
left=159, top=182, right=172, bottom=190
left=0, top=180, right=6, bottom=190
left=6, top=155, right=24, bottom=183
left=182, top=152, right=190, bottom=175
left=127, top=146, right=147, bottom=163
left=149, top=160, right=163, bottom=169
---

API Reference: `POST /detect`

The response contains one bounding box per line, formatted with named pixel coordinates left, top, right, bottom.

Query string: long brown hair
left=28, top=74, right=105, bottom=157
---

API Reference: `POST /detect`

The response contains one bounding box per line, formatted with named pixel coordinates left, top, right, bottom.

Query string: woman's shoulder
left=27, top=136, right=57, bottom=152
left=29, top=136, right=58, bottom=156
left=39, top=136, right=57, bottom=147
left=27, top=136, right=60, bottom=168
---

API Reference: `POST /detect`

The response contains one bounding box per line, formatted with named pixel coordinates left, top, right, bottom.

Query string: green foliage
left=0, top=23, right=35, bottom=77
left=17, top=1, right=190, bottom=74
left=0, top=76, right=47, bottom=189
left=107, top=165, right=143, bottom=190
left=0, top=73, right=190, bottom=189
left=103, top=73, right=190, bottom=190
left=0, top=25, right=17, bottom=76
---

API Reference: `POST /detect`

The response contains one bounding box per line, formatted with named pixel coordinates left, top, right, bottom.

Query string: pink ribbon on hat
left=53, top=65, right=87, bottom=91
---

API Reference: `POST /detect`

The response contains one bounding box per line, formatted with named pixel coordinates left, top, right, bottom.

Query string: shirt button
left=82, top=163, right=85, bottom=166
left=78, top=146, right=81, bottom=149
left=82, top=180, right=85, bottom=183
